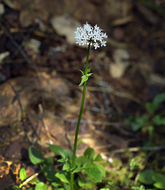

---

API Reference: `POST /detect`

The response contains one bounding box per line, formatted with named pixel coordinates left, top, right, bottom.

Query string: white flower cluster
left=74, top=23, right=108, bottom=49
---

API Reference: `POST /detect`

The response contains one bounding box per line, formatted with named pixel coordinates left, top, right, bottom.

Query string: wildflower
left=49, top=139, right=53, bottom=144
left=74, top=22, right=108, bottom=49
left=108, top=157, right=113, bottom=163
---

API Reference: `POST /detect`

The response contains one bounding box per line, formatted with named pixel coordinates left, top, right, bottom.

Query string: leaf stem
left=70, top=42, right=91, bottom=190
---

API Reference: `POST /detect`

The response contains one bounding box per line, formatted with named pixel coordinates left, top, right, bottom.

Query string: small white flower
left=49, top=139, right=53, bottom=144
left=75, top=22, right=108, bottom=49
left=108, top=157, right=113, bottom=163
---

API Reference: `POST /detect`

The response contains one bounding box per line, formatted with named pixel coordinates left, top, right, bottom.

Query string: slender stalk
left=70, top=42, right=91, bottom=190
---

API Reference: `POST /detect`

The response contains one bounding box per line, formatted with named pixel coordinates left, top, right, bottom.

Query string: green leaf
left=154, top=182, right=165, bottom=189
left=35, top=182, right=47, bottom=190
left=78, top=178, right=92, bottom=189
left=95, top=154, right=103, bottom=161
left=79, top=68, right=93, bottom=86
left=146, top=93, right=165, bottom=114
left=131, top=185, right=145, bottom=190
left=79, top=75, right=88, bottom=86
left=87, top=73, right=92, bottom=77
left=63, top=184, right=71, bottom=190
left=84, top=164, right=105, bottom=183
left=44, top=157, right=53, bottom=166
left=62, top=161, right=71, bottom=172
left=130, top=158, right=136, bottom=171
left=96, top=164, right=106, bottom=177
left=124, top=177, right=130, bottom=186
left=152, top=115, right=165, bottom=125
left=131, top=123, right=142, bottom=131
left=8, top=185, right=21, bottom=190
left=73, top=156, right=89, bottom=173
left=49, top=145, right=72, bottom=159
left=84, top=147, right=95, bottom=160
left=148, top=126, right=154, bottom=141
left=87, top=68, right=91, bottom=73
left=146, top=103, right=157, bottom=114
left=131, top=115, right=149, bottom=131
left=19, top=168, right=27, bottom=181
left=100, top=188, right=110, bottom=190
left=80, top=70, right=84, bottom=75
left=42, top=166, right=56, bottom=182
left=153, top=173, right=165, bottom=189
left=51, top=182, right=60, bottom=188
left=55, top=172, right=69, bottom=183
left=138, top=169, right=154, bottom=185
left=28, top=146, right=44, bottom=165
left=153, top=93, right=165, bottom=107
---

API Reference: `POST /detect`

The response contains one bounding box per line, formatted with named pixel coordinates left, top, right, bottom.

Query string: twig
left=113, top=145, right=165, bottom=153
left=19, top=173, right=39, bottom=188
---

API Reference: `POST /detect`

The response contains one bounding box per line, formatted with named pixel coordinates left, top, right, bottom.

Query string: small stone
left=51, top=14, right=80, bottom=44
left=0, top=52, right=10, bottom=65
left=110, top=49, right=130, bottom=78
left=23, top=39, right=41, bottom=58
left=34, top=18, right=47, bottom=32
left=3, top=0, right=20, bottom=9
left=0, top=3, right=5, bottom=15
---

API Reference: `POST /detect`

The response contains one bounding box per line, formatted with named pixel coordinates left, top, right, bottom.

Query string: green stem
left=70, top=42, right=91, bottom=190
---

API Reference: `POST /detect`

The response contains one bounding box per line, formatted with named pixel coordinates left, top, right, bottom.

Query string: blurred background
left=0, top=0, right=165, bottom=189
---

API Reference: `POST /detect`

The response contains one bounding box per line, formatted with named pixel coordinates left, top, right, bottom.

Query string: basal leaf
left=130, top=158, right=136, bottom=171
left=49, top=145, right=72, bottom=159
left=153, top=93, right=165, bottom=107
left=78, top=178, right=92, bottom=189
left=55, top=172, right=69, bottom=183
left=84, top=164, right=105, bottom=183
left=136, top=115, right=149, bottom=126
left=138, top=169, right=154, bottom=185
left=146, top=103, right=157, bottom=114
left=28, top=146, right=44, bottom=165
left=35, top=182, right=47, bottom=190
left=154, top=182, right=165, bottom=189
left=44, top=157, right=54, bottom=166
left=153, top=173, right=165, bottom=189
left=73, top=156, right=89, bottom=173
left=152, top=115, right=165, bottom=125
left=96, top=164, right=106, bottom=177
left=130, top=115, right=149, bottom=131
left=94, top=154, right=103, bottom=162
left=62, top=161, right=71, bottom=172
left=131, top=123, right=141, bottom=131
left=19, top=168, right=27, bottom=181
left=42, top=166, right=56, bottom=182
left=84, top=147, right=95, bottom=160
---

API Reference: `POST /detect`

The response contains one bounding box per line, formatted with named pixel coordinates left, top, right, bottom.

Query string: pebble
left=0, top=3, right=5, bottom=15
left=0, top=52, right=10, bottom=65
left=51, top=14, right=80, bottom=44
left=110, top=49, right=130, bottom=78
left=23, top=39, right=41, bottom=56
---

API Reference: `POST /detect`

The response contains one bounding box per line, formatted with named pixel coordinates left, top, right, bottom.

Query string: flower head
left=74, top=23, right=108, bottom=49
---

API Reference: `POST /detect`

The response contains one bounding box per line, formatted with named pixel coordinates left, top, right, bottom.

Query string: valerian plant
left=10, top=23, right=108, bottom=190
